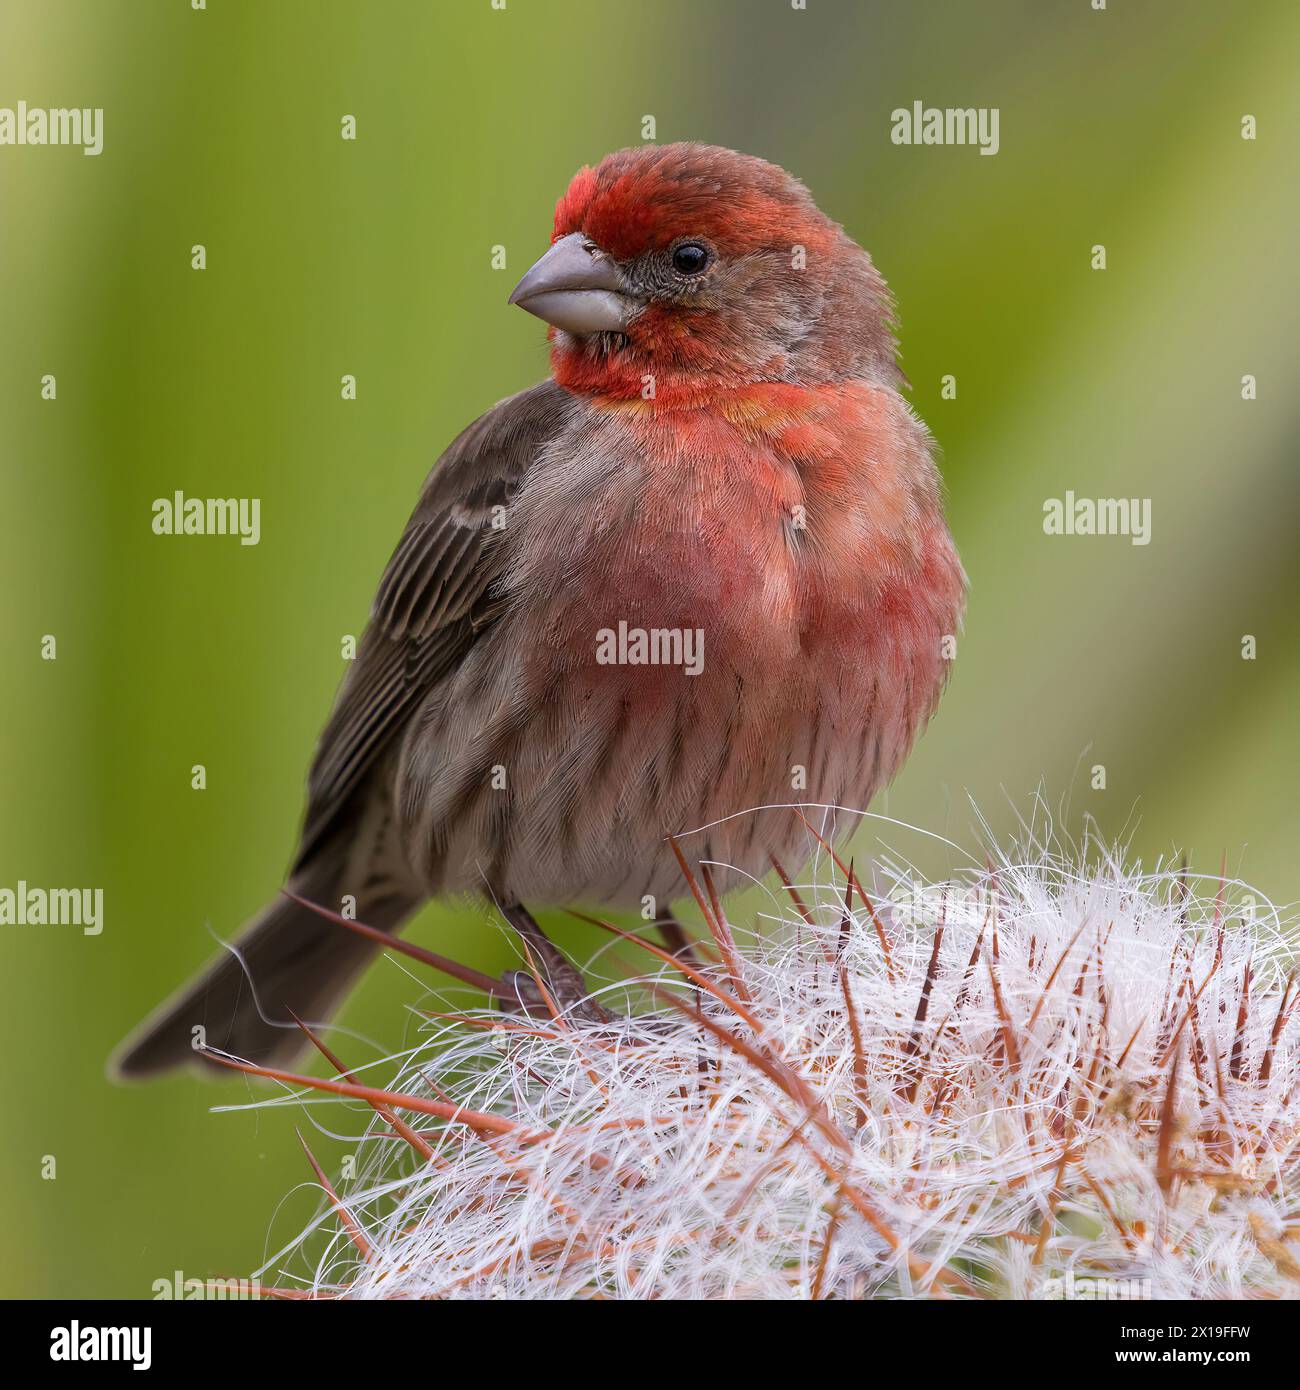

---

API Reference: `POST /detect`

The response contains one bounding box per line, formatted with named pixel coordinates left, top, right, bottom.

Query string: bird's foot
left=496, top=902, right=614, bottom=1024
left=655, top=908, right=701, bottom=966
left=495, top=967, right=613, bottom=1024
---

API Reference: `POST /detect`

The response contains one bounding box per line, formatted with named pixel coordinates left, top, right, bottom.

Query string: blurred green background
left=1, top=0, right=1296, bottom=1297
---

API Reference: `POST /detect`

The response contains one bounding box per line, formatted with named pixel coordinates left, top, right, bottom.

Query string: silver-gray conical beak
left=508, top=232, right=640, bottom=335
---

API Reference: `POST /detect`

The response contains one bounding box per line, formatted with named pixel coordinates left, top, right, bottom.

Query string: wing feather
left=294, top=380, right=572, bottom=868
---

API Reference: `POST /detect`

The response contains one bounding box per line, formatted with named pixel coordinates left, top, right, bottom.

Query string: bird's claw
left=495, top=967, right=614, bottom=1025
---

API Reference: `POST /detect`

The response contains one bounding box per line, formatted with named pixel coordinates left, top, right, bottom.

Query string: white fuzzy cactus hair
left=212, top=807, right=1300, bottom=1300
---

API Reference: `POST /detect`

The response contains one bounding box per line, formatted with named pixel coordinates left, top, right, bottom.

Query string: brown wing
left=293, top=380, right=573, bottom=869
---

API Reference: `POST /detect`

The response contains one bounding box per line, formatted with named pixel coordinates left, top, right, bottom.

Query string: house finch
left=117, top=143, right=965, bottom=1078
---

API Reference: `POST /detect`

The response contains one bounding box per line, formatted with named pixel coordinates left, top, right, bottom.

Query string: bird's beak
left=508, top=232, right=640, bottom=335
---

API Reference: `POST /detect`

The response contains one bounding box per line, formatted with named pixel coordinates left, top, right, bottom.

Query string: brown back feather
left=294, top=380, right=573, bottom=869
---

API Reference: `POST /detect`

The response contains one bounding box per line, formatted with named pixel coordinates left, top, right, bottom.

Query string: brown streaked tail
left=111, top=873, right=420, bottom=1080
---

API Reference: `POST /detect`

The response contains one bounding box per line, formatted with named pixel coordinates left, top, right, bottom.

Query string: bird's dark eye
left=671, top=242, right=710, bottom=276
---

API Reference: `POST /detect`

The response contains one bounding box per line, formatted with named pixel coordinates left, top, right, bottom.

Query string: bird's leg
left=498, top=901, right=613, bottom=1024
left=656, top=907, right=700, bottom=966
